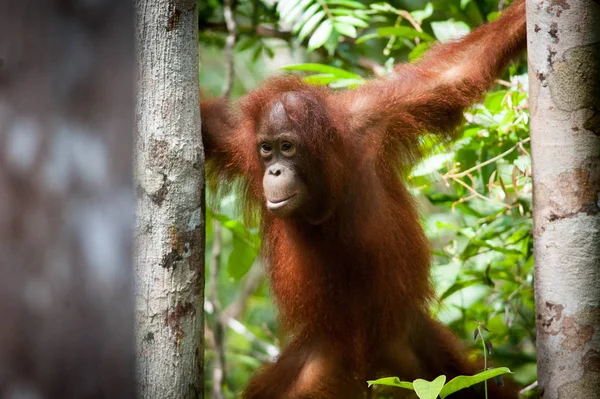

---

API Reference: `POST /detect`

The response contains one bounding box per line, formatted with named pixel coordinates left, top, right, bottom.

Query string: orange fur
left=200, top=1, right=526, bottom=397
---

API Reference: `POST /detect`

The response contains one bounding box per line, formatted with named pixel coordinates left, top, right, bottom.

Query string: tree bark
left=134, top=0, right=205, bottom=398
left=0, top=1, right=135, bottom=398
left=527, top=1, right=600, bottom=397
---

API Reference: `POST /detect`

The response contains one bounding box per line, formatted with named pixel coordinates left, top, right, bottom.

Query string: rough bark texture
left=0, top=1, right=135, bottom=398
left=134, top=0, right=205, bottom=398
left=527, top=1, right=600, bottom=398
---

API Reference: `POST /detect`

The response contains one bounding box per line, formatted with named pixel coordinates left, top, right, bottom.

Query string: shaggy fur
left=200, top=1, right=526, bottom=397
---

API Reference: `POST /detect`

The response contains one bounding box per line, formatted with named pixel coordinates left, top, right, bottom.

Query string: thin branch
left=444, top=137, right=531, bottom=179
left=316, top=0, right=334, bottom=21
left=449, top=176, right=512, bottom=209
left=519, top=380, right=538, bottom=396
left=397, top=10, right=423, bottom=33
left=208, top=222, right=226, bottom=399
left=222, top=0, right=238, bottom=97
left=224, top=264, right=264, bottom=320
left=208, top=3, right=237, bottom=397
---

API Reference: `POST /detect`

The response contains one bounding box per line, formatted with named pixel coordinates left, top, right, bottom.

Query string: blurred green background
left=199, top=0, right=535, bottom=396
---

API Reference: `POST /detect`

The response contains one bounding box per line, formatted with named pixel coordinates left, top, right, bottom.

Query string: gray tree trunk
left=0, top=1, right=135, bottom=397
left=527, top=1, right=600, bottom=397
left=134, top=0, right=205, bottom=398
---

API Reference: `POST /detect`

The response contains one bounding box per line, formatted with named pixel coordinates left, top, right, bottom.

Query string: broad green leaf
left=431, top=20, right=471, bottom=43
left=227, top=236, right=257, bottom=280
left=367, top=377, right=414, bottom=390
left=460, top=0, right=472, bottom=9
left=333, top=22, right=357, bottom=37
left=440, top=368, right=512, bottom=398
left=299, top=10, right=326, bottom=41
left=484, top=90, right=509, bottom=112
left=376, top=26, right=434, bottom=41
left=281, top=63, right=360, bottom=79
left=413, top=375, right=446, bottom=399
left=335, top=15, right=368, bottom=27
left=327, top=0, right=366, bottom=8
left=410, top=3, right=434, bottom=23
left=212, top=212, right=260, bottom=248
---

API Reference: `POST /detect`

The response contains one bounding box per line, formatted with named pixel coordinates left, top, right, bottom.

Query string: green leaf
left=460, top=0, right=472, bottom=9
left=355, top=33, right=380, bottom=44
left=333, top=22, right=357, bottom=37
left=212, top=213, right=260, bottom=248
left=487, top=11, right=501, bottom=22
left=413, top=375, right=446, bottom=399
left=276, top=0, right=298, bottom=15
left=408, top=42, right=431, bottom=62
left=410, top=3, right=434, bottom=23
left=440, top=368, right=512, bottom=398
left=327, top=0, right=366, bottom=8
left=236, top=36, right=259, bottom=52
left=471, top=239, right=524, bottom=255
left=308, top=20, right=333, bottom=50
left=298, top=10, right=326, bottom=41
left=281, top=63, right=360, bottom=79
left=440, top=279, right=482, bottom=301
left=335, top=15, right=368, bottom=27
left=293, top=3, right=321, bottom=33
left=376, top=26, right=434, bottom=41
left=367, top=377, right=414, bottom=390
left=302, top=73, right=338, bottom=85
left=281, top=0, right=312, bottom=23
left=484, top=90, right=509, bottom=112
left=430, top=20, right=471, bottom=43
left=514, top=154, right=530, bottom=173
left=227, top=236, right=257, bottom=280
left=370, top=2, right=396, bottom=12
left=328, top=78, right=365, bottom=88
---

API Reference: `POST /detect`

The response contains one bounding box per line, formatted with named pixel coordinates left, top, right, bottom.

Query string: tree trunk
left=527, top=1, right=600, bottom=397
left=0, top=1, right=135, bottom=398
left=134, top=0, right=205, bottom=398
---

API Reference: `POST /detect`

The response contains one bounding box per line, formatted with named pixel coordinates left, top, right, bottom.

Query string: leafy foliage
left=199, top=0, right=536, bottom=397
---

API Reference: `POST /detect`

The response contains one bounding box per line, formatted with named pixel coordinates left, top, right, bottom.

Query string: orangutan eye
left=281, top=142, right=295, bottom=156
left=260, top=143, right=272, bottom=156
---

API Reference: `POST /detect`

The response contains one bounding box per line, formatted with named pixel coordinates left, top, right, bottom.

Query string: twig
left=222, top=0, right=237, bottom=97
left=224, top=264, right=264, bottom=320
left=316, top=0, right=334, bottom=20
left=519, top=380, right=538, bottom=396
left=208, top=222, right=226, bottom=399
left=444, top=137, right=531, bottom=179
left=357, top=57, right=387, bottom=76
left=208, top=3, right=237, bottom=397
left=397, top=10, right=423, bottom=33
left=450, top=176, right=512, bottom=209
